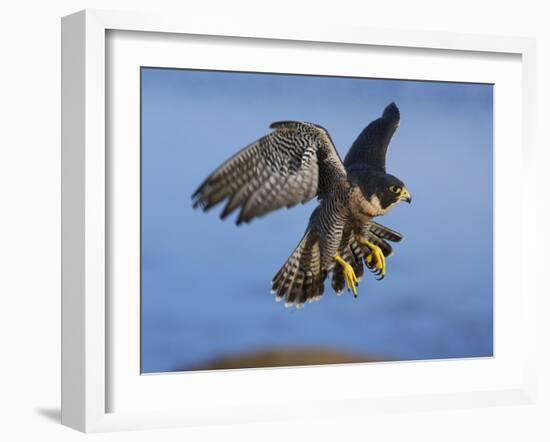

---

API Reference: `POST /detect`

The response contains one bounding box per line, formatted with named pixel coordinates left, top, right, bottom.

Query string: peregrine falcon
left=192, top=102, right=411, bottom=308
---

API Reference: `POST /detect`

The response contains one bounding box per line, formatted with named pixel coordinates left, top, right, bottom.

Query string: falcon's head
left=355, top=170, right=411, bottom=213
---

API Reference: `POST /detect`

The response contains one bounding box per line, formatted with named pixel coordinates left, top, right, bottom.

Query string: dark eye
left=389, top=185, right=401, bottom=194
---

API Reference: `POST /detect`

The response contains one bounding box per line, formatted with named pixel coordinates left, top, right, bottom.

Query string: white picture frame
left=61, top=9, right=537, bottom=433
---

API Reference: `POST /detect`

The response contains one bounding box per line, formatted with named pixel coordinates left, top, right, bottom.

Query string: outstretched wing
left=192, top=121, right=347, bottom=225
left=343, top=102, right=400, bottom=173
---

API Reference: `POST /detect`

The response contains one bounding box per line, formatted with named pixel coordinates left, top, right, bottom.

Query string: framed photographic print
left=61, top=9, right=537, bottom=432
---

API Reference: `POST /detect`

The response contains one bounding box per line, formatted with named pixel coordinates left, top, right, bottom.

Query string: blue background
left=141, top=68, right=493, bottom=373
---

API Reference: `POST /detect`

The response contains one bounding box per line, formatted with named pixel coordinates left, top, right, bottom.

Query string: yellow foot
left=334, top=255, right=358, bottom=297
left=358, top=238, right=386, bottom=280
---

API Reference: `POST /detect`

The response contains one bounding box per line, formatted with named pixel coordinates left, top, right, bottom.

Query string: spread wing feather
left=192, top=121, right=347, bottom=225
left=344, top=102, right=400, bottom=172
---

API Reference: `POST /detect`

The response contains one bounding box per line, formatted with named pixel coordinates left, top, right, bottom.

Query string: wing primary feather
left=193, top=121, right=347, bottom=224
left=343, top=102, right=400, bottom=172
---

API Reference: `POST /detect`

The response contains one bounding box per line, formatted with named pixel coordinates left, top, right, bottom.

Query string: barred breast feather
left=192, top=121, right=347, bottom=225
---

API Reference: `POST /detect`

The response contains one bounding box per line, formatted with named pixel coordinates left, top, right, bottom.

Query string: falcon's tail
left=271, top=229, right=326, bottom=308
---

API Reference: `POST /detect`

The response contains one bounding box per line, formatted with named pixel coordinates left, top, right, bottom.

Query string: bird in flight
left=192, top=102, right=411, bottom=308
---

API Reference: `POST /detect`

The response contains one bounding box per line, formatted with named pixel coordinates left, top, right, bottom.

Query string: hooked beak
left=399, top=187, right=412, bottom=204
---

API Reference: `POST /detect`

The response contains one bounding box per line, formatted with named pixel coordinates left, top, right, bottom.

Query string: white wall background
left=0, top=1, right=548, bottom=440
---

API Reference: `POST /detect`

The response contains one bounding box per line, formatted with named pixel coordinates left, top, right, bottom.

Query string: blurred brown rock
left=187, top=347, right=388, bottom=371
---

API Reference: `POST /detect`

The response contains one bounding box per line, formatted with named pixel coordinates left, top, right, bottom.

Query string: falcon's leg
left=357, top=238, right=386, bottom=280
left=334, top=255, right=358, bottom=297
